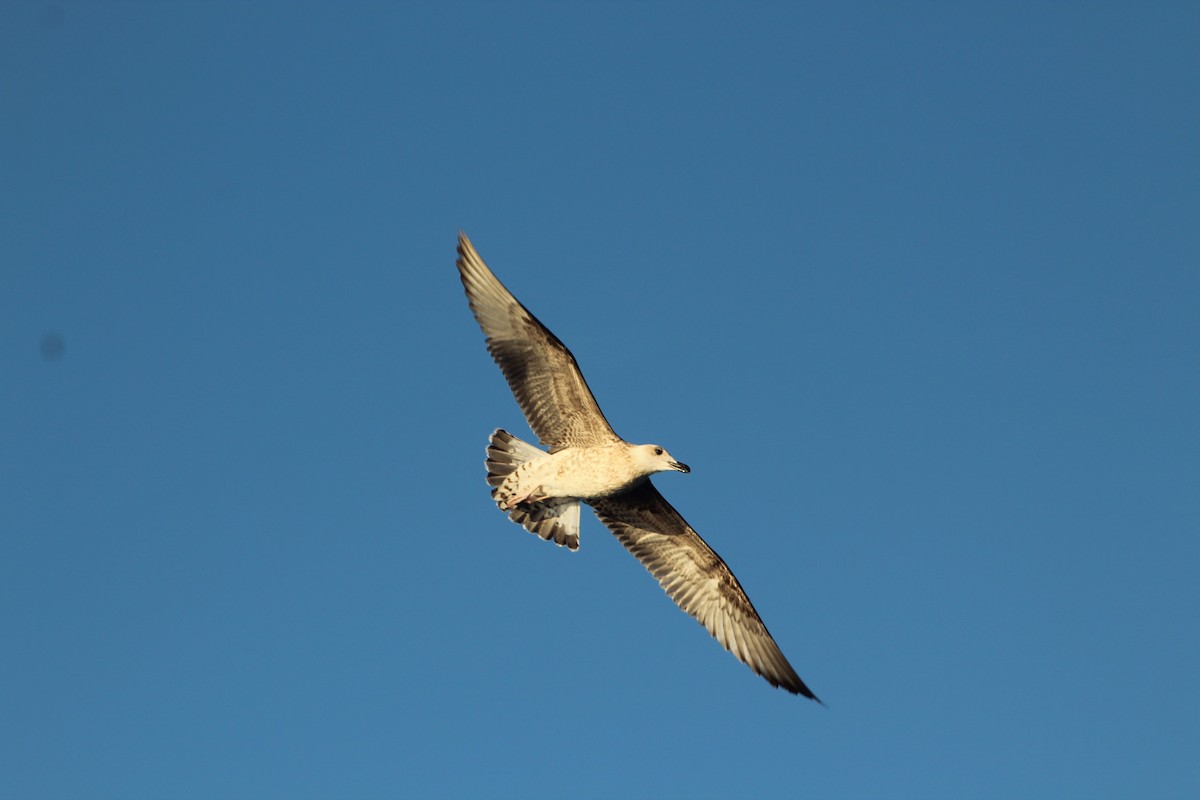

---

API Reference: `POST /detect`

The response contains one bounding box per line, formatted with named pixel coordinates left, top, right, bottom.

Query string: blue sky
left=3, top=1, right=1198, bottom=797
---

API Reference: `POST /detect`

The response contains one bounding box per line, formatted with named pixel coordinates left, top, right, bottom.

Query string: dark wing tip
left=750, top=639, right=820, bottom=701
left=782, top=674, right=822, bottom=702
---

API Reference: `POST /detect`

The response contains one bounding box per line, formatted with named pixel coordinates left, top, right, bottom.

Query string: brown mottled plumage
left=456, top=232, right=819, bottom=701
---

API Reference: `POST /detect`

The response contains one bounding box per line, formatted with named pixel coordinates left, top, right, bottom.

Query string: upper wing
left=590, top=481, right=819, bottom=699
left=456, top=233, right=621, bottom=451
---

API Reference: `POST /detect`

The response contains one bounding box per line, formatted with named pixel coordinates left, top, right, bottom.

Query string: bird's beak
left=671, top=461, right=691, bottom=474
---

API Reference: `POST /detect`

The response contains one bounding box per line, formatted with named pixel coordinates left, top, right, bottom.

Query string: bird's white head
left=631, top=443, right=690, bottom=476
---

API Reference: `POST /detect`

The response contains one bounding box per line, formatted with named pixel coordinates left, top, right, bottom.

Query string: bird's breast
left=522, top=445, right=642, bottom=500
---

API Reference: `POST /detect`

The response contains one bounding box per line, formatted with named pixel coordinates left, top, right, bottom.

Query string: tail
left=485, top=429, right=581, bottom=551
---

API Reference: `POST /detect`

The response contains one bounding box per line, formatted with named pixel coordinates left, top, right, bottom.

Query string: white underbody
left=496, top=443, right=646, bottom=509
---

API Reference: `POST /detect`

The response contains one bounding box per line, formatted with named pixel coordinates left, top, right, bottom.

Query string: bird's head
left=632, top=443, right=690, bottom=476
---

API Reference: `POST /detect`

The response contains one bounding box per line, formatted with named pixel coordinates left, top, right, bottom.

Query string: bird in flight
left=456, top=232, right=819, bottom=700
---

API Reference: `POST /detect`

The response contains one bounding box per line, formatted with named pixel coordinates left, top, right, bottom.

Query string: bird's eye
left=654, top=447, right=663, bottom=456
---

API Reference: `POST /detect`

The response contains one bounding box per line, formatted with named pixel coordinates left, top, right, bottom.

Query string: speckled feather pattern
left=457, top=232, right=819, bottom=700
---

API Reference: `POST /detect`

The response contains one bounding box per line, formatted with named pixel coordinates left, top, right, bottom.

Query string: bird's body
left=492, top=441, right=688, bottom=511
left=455, top=232, right=820, bottom=701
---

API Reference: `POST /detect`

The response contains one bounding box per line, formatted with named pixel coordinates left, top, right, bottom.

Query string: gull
left=456, top=232, right=819, bottom=700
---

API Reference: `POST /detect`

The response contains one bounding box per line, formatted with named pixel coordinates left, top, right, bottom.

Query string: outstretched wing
left=590, top=482, right=819, bottom=699
left=456, top=232, right=621, bottom=451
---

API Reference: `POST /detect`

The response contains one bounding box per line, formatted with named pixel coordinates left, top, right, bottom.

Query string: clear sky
left=3, top=2, right=1198, bottom=797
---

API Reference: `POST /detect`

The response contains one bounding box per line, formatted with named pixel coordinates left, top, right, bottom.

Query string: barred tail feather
left=485, top=428, right=545, bottom=487
left=485, top=429, right=581, bottom=550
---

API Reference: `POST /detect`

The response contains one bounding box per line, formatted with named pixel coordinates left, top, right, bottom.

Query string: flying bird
left=456, top=232, right=819, bottom=700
